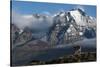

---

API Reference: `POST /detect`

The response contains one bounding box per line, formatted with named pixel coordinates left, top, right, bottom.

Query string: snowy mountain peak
left=69, top=8, right=85, bottom=15
left=12, top=8, right=96, bottom=45
left=47, top=8, right=96, bottom=44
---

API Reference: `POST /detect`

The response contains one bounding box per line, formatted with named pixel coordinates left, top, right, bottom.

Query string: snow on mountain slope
left=69, top=8, right=96, bottom=27
left=47, top=8, right=96, bottom=45
left=12, top=8, right=96, bottom=46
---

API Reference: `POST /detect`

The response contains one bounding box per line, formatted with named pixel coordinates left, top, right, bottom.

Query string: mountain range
left=11, top=8, right=96, bottom=48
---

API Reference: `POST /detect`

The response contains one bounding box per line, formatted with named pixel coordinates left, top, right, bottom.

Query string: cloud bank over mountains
left=12, top=11, right=53, bottom=32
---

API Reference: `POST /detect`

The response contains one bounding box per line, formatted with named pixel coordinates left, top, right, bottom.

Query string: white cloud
left=75, top=5, right=85, bottom=12
left=12, top=11, right=53, bottom=32
left=41, top=11, right=51, bottom=16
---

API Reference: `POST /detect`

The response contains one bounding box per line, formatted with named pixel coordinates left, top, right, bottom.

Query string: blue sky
left=11, top=1, right=96, bottom=18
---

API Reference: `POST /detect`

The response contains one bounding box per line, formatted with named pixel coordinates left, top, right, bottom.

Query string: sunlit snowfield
left=11, top=1, right=96, bottom=66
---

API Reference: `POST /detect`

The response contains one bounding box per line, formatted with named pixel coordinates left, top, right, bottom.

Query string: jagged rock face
left=11, top=8, right=96, bottom=66
left=14, top=29, right=33, bottom=46
left=47, top=8, right=96, bottom=45
left=11, top=8, right=96, bottom=46
left=70, top=8, right=96, bottom=28
left=83, top=28, right=96, bottom=38
left=11, top=24, right=33, bottom=49
left=11, top=24, right=20, bottom=44
left=68, top=9, right=96, bottom=39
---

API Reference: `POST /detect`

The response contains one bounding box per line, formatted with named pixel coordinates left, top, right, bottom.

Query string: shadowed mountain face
left=12, top=8, right=96, bottom=46
left=11, top=8, right=96, bottom=66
